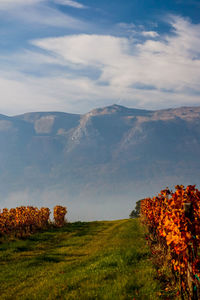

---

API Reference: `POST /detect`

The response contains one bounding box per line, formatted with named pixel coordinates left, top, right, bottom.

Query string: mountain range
left=1, top=104, right=200, bottom=220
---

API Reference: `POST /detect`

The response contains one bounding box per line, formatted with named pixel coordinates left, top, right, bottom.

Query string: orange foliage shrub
left=53, top=206, right=67, bottom=227
left=141, top=185, right=200, bottom=294
left=0, top=206, right=50, bottom=237
left=0, top=205, right=68, bottom=238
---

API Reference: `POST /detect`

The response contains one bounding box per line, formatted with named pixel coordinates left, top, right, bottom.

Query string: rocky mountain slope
left=1, top=104, right=200, bottom=220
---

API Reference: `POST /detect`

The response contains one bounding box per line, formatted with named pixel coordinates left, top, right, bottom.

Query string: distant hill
left=1, top=104, right=200, bottom=220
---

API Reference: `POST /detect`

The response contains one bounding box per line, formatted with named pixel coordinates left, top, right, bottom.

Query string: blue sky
left=0, top=0, right=200, bottom=115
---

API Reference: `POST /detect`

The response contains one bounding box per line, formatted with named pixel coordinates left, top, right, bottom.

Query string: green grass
left=0, top=219, right=162, bottom=300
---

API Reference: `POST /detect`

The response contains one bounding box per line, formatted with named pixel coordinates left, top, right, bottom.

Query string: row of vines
left=0, top=205, right=67, bottom=238
left=141, top=185, right=200, bottom=299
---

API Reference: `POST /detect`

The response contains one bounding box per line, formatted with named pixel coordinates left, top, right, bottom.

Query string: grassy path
left=0, top=219, right=161, bottom=299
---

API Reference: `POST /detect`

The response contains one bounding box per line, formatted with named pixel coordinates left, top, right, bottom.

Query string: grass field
left=0, top=219, right=162, bottom=300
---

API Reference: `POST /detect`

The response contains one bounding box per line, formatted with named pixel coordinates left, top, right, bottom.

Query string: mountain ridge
left=10, top=103, right=200, bottom=118
left=0, top=104, right=200, bottom=220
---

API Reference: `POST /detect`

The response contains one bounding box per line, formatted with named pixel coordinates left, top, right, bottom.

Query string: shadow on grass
left=14, top=246, right=30, bottom=252
left=122, top=250, right=150, bottom=265
left=125, top=281, right=143, bottom=295
left=27, top=254, right=64, bottom=267
left=0, top=222, right=109, bottom=255
left=26, top=222, right=104, bottom=243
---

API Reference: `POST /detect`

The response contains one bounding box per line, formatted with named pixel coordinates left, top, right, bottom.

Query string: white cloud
left=0, top=0, right=42, bottom=9
left=16, top=5, right=86, bottom=28
left=54, top=0, right=87, bottom=9
left=32, top=35, right=129, bottom=67
left=141, top=31, right=159, bottom=38
left=0, top=0, right=88, bottom=29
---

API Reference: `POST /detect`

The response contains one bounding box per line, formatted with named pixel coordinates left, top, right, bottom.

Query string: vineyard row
left=0, top=205, right=67, bottom=237
left=141, top=185, right=200, bottom=299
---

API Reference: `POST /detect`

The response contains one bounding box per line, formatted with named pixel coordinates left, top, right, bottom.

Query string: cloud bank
left=0, top=0, right=88, bottom=29
left=54, top=0, right=88, bottom=9
left=0, top=0, right=41, bottom=9
left=32, top=16, right=200, bottom=93
left=1, top=15, right=200, bottom=114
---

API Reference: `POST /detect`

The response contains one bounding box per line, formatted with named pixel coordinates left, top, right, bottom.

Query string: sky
left=1, top=0, right=200, bottom=115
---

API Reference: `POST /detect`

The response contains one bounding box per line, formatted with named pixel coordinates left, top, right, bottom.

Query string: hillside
left=1, top=104, right=200, bottom=220
left=0, top=219, right=164, bottom=300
